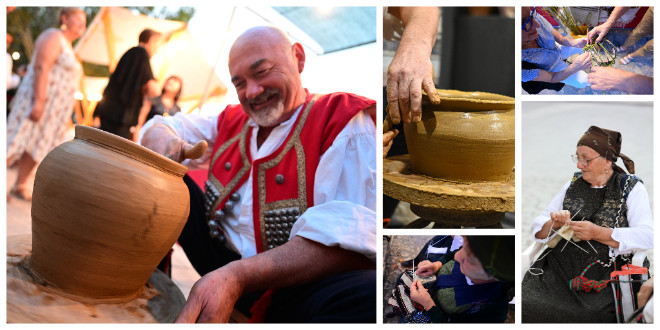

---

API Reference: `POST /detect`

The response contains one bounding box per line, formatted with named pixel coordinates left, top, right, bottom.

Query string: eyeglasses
left=571, top=154, right=602, bottom=166
left=522, top=7, right=537, bottom=31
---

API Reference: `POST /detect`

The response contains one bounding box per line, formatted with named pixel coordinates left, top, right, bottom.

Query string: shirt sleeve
left=521, top=68, right=540, bottom=82
left=611, top=182, right=654, bottom=254
left=290, top=109, right=377, bottom=262
left=531, top=180, right=571, bottom=243
left=139, top=111, right=219, bottom=170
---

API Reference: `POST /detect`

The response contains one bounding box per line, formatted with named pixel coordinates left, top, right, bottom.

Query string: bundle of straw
left=546, top=7, right=592, bottom=36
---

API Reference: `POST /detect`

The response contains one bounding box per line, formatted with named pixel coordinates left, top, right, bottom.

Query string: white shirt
left=531, top=179, right=654, bottom=256
left=140, top=103, right=377, bottom=262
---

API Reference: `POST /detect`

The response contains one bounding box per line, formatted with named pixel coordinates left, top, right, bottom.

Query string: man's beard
left=245, top=88, right=285, bottom=127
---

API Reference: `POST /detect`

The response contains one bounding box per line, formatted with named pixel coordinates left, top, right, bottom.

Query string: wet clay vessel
left=30, top=125, right=190, bottom=300
left=403, top=89, right=515, bottom=182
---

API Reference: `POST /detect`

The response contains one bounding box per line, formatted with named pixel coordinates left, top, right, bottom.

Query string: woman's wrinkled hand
left=550, top=210, right=571, bottom=229
left=570, top=221, right=600, bottom=241
left=410, top=279, right=435, bottom=311
left=416, top=260, right=441, bottom=277
left=572, top=52, right=592, bottom=71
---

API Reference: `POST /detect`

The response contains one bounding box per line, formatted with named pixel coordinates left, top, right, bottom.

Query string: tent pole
left=197, top=6, right=237, bottom=113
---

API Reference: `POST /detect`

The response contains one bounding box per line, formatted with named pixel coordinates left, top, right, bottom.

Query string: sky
left=184, top=5, right=380, bottom=113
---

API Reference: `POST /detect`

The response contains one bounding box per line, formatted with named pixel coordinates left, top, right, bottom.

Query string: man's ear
left=292, top=42, right=305, bottom=73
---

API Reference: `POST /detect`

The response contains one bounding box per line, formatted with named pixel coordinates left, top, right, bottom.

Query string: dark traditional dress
left=94, top=46, right=154, bottom=139
left=522, top=171, right=642, bottom=323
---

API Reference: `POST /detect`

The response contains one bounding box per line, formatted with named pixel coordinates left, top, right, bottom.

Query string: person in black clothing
left=93, top=28, right=162, bottom=140
left=388, top=235, right=514, bottom=323
left=145, top=75, right=182, bottom=122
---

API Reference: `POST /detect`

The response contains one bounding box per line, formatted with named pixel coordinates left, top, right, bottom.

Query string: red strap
left=248, top=289, right=275, bottom=323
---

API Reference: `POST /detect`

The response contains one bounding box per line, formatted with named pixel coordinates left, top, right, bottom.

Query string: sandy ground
left=5, top=129, right=201, bottom=300
left=522, top=28, right=654, bottom=95
left=521, top=101, right=654, bottom=269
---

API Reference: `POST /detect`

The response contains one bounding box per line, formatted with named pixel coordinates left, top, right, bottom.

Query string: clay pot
left=404, top=90, right=515, bottom=182
left=30, top=125, right=190, bottom=300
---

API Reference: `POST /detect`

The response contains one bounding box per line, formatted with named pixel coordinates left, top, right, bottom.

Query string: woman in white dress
left=7, top=7, right=86, bottom=200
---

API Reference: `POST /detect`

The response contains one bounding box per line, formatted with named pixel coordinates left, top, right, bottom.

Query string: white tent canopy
left=73, top=7, right=227, bottom=122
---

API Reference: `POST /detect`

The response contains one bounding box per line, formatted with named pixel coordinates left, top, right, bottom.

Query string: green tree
left=7, top=6, right=195, bottom=72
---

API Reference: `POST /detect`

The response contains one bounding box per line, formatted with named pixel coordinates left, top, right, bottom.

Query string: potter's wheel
left=7, top=235, right=185, bottom=323
left=384, top=155, right=514, bottom=228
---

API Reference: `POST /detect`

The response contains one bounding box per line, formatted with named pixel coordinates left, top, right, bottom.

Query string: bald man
left=140, top=26, right=377, bottom=323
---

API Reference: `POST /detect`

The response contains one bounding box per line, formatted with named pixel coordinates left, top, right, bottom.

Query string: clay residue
left=7, top=235, right=185, bottom=323
left=383, top=156, right=514, bottom=213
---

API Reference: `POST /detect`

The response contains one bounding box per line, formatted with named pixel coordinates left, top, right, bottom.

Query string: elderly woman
left=522, top=126, right=653, bottom=323
left=521, top=6, right=592, bottom=94
left=388, top=236, right=514, bottom=323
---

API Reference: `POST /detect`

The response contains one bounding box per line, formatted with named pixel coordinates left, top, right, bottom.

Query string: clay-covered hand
left=141, top=124, right=208, bottom=163
left=416, top=260, right=441, bottom=277
left=409, top=279, right=435, bottom=311
left=383, top=129, right=399, bottom=158
left=572, top=52, right=592, bottom=71
left=637, top=277, right=654, bottom=307
left=569, top=221, right=600, bottom=241
left=176, top=265, right=243, bottom=323
left=587, top=23, right=612, bottom=44
left=549, top=210, right=571, bottom=229
left=386, top=51, right=440, bottom=125
left=29, top=103, right=45, bottom=122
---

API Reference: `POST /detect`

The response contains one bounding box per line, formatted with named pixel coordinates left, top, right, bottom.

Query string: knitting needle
left=412, top=259, right=416, bottom=281
left=575, top=216, right=599, bottom=253
left=561, top=237, right=590, bottom=253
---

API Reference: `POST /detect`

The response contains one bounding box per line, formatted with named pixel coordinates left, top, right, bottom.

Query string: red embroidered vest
left=203, top=92, right=375, bottom=253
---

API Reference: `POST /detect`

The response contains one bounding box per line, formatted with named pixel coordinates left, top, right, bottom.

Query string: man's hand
left=589, top=66, right=653, bottom=94
left=387, top=52, right=439, bottom=124
left=587, top=23, right=612, bottom=44
left=176, top=263, right=243, bottom=323
left=588, top=66, right=630, bottom=92
left=409, top=279, right=435, bottom=311
left=386, top=7, right=441, bottom=125
left=176, top=236, right=372, bottom=323
left=383, top=129, right=399, bottom=158
left=141, top=124, right=207, bottom=162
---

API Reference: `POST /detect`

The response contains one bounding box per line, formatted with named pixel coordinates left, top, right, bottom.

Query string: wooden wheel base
left=7, top=235, right=185, bottom=323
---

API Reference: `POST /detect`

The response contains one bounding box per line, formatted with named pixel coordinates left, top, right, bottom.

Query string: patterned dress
left=6, top=28, right=81, bottom=164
